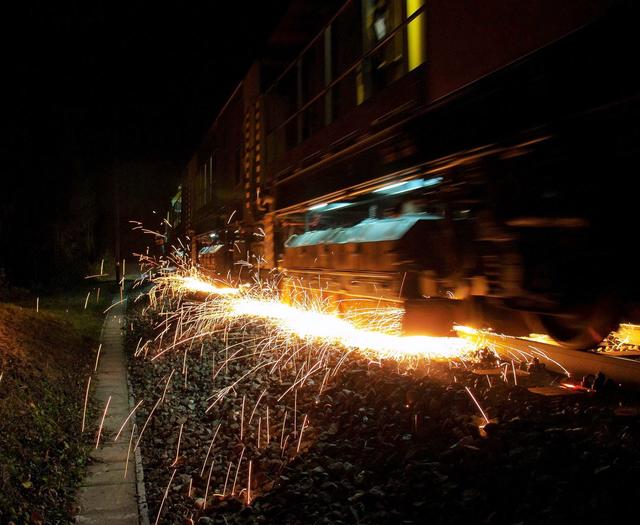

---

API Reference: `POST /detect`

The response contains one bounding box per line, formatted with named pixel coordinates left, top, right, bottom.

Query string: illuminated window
left=406, top=0, right=425, bottom=71
left=364, top=0, right=405, bottom=96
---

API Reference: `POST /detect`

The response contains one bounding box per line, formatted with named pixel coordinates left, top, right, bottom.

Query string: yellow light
left=230, top=298, right=472, bottom=360
left=155, top=273, right=474, bottom=362
left=178, top=276, right=240, bottom=295
left=406, top=0, right=425, bottom=71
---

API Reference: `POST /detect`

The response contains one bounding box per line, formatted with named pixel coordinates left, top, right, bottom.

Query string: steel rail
left=462, top=329, right=640, bottom=389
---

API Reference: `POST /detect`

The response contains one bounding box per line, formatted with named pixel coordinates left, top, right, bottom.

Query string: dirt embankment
left=0, top=303, right=95, bottom=524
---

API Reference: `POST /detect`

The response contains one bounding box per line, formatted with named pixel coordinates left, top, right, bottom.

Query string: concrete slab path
left=75, top=298, right=142, bottom=524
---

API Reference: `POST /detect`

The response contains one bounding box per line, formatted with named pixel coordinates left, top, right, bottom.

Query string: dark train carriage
left=180, top=0, right=640, bottom=348
left=181, top=77, right=245, bottom=274
left=180, top=2, right=346, bottom=275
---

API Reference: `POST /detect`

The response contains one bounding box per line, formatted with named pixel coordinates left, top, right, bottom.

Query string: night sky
left=2, top=1, right=290, bottom=286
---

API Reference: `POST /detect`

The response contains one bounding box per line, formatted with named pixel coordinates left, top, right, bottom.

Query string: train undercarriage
left=266, top=89, right=640, bottom=350
left=200, top=106, right=640, bottom=351
left=203, top=119, right=640, bottom=351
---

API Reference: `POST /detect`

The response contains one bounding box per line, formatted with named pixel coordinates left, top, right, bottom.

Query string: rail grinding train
left=167, top=0, right=640, bottom=352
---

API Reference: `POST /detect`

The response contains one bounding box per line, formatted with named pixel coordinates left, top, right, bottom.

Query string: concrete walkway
left=76, top=298, right=141, bottom=524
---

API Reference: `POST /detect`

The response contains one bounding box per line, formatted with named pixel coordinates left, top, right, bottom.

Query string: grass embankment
left=0, top=285, right=110, bottom=524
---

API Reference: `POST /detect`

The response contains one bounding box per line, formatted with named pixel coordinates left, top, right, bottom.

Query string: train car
left=180, top=0, right=640, bottom=349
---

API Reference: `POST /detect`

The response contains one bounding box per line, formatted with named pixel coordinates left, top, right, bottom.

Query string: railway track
left=458, top=325, right=640, bottom=389
left=176, top=275, right=640, bottom=389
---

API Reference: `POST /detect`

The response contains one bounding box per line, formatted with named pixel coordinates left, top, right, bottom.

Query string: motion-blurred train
left=167, top=0, right=640, bottom=349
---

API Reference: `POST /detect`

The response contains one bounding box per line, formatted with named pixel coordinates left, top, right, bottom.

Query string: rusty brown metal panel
left=426, top=0, right=612, bottom=101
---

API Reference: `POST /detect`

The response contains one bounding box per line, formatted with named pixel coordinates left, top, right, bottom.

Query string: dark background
left=1, top=0, right=290, bottom=288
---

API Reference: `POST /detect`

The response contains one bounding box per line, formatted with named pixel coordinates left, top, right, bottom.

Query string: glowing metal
left=179, top=276, right=239, bottom=296
left=229, top=298, right=472, bottom=360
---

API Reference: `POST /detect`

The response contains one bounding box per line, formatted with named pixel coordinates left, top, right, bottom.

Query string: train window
left=300, top=38, right=325, bottom=109
left=235, top=147, right=242, bottom=186
left=331, top=0, right=364, bottom=116
left=300, top=38, right=326, bottom=140
left=332, top=1, right=364, bottom=77
left=194, top=164, right=207, bottom=211
left=363, top=0, right=406, bottom=97
left=264, top=0, right=428, bottom=163
left=202, top=162, right=207, bottom=207
left=209, top=154, right=215, bottom=204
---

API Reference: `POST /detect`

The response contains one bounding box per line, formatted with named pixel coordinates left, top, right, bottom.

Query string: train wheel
left=464, top=298, right=531, bottom=336
left=525, top=298, right=620, bottom=350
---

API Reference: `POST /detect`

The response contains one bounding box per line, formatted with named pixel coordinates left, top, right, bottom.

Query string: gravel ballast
left=125, top=301, right=640, bottom=525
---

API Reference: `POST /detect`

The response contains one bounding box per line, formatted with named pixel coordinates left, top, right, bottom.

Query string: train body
left=175, top=0, right=640, bottom=348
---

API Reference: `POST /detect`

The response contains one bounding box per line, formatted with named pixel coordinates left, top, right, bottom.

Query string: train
left=168, top=0, right=640, bottom=350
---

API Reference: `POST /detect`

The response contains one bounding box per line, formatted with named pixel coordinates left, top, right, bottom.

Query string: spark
left=528, top=346, right=571, bottom=377
left=247, top=460, right=253, bottom=505
left=293, top=390, right=297, bottom=438
left=155, top=469, right=177, bottom=525
left=266, top=405, right=270, bottom=443
left=96, top=396, right=112, bottom=448
left=124, top=259, right=484, bottom=514
left=124, top=423, right=136, bottom=480
left=228, top=298, right=472, bottom=361
left=81, top=376, right=91, bottom=432
left=153, top=272, right=474, bottom=366
left=204, top=457, right=215, bottom=510
left=103, top=297, right=127, bottom=314
left=231, top=446, right=246, bottom=496
left=281, top=435, right=290, bottom=457
left=222, top=460, right=233, bottom=497
left=257, top=417, right=262, bottom=449
left=94, top=344, right=102, bottom=372
left=296, top=414, right=308, bottom=454
left=161, top=369, right=175, bottom=403
left=280, top=411, right=288, bottom=449
left=134, top=397, right=162, bottom=451
left=200, top=423, right=222, bottom=477
left=114, top=399, right=144, bottom=442
left=240, top=394, right=246, bottom=441
left=170, top=422, right=184, bottom=467
left=248, top=388, right=267, bottom=424
left=177, top=276, right=239, bottom=296
left=464, top=386, right=489, bottom=425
